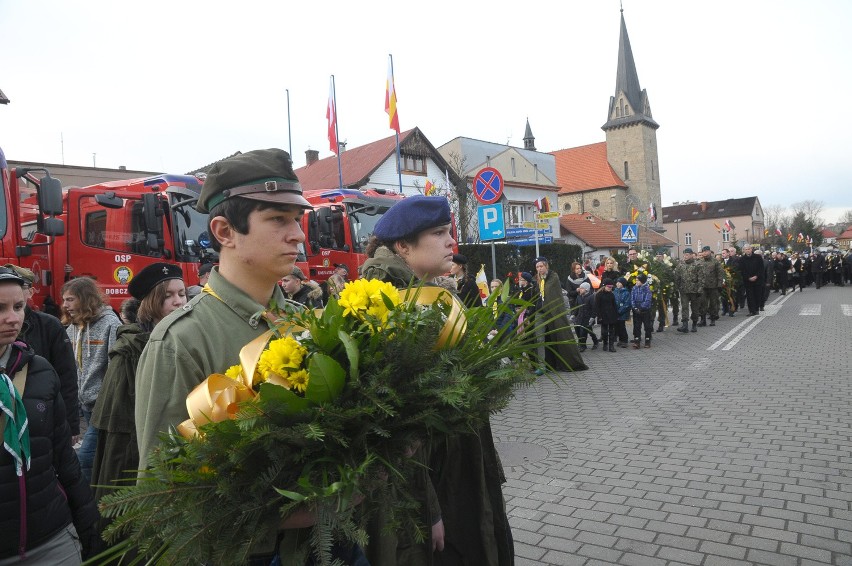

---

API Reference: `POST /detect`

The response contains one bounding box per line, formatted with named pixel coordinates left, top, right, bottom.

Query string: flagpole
left=331, top=75, right=343, bottom=190
left=285, top=88, right=292, bottom=158
left=390, top=54, right=403, bottom=194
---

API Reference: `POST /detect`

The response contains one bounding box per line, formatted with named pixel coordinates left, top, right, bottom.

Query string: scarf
left=0, top=368, right=30, bottom=476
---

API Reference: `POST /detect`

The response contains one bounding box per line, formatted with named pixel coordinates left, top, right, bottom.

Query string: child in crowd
left=594, top=279, right=619, bottom=352
left=613, top=277, right=632, bottom=348
left=575, top=282, right=599, bottom=352
left=631, top=273, right=654, bottom=348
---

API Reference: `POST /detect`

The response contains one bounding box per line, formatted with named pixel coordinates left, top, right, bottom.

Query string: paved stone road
left=493, top=284, right=852, bottom=565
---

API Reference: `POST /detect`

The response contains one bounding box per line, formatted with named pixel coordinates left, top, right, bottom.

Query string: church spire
left=602, top=11, right=658, bottom=131
left=523, top=118, right=536, bottom=151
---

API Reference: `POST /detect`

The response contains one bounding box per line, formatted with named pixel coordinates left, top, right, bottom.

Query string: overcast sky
left=2, top=0, right=850, bottom=223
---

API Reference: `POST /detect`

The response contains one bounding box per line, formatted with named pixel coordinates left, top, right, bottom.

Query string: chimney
left=700, top=201, right=708, bottom=212
left=305, top=149, right=319, bottom=166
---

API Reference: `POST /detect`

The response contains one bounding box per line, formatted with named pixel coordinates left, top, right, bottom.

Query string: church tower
left=523, top=118, right=536, bottom=151
left=602, top=10, right=661, bottom=226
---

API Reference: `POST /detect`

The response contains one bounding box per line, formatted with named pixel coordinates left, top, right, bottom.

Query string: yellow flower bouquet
left=98, top=279, right=545, bottom=566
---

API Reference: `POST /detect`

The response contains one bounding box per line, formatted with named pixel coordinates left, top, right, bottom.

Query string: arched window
left=592, top=199, right=600, bottom=208
left=624, top=161, right=629, bottom=180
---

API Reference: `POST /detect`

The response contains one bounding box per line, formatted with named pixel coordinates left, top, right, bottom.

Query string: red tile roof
left=839, top=227, right=852, bottom=239
left=550, top=142, right=627, bottom=194
left=822, top=228, right=837, bottom=238
left=559, top=213, right=675, bottom=248
left=295, top=130, right=414, bottom=192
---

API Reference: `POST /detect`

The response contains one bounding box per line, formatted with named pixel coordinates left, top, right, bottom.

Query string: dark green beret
left=683, top=247, right=694, bottom=254
left=702, top=245, right=712, bottom=252
left=196, top=148, right=311, bottom=213
left=373, top=195, right=451, bottom=241
left=128, top=262, right=183, bottom=300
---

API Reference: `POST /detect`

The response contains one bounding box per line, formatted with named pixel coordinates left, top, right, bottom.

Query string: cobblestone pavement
left=492, top=284, right=852, bottom=565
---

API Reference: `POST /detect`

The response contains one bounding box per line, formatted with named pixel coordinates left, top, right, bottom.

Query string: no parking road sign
left=472, top=167, right=504, bottom=205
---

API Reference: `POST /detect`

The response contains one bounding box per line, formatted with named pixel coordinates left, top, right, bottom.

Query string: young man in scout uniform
left=134, top=149, right=311, bottom=476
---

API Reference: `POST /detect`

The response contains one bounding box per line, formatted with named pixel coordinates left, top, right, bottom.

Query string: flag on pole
left=797, top=232, right=804, bottom=242
left=648, top=202, right=657, bottom=222
left=724, top=219, right=735, bottom=231
left=535, top=197, right=550, bottom=213
left=630, top=207, right=640, bottom=222
left=713, top=222, right=722, bottom=232
left=385, top=55, right=400, bottom=133
left=326, top=77, right=338, bottom=154
left=445, top=169, right=452, bottom=193
left=475, top=264, right=489, bottom=304
left=764, top=229, right=769, bottom=237
left=787, top=233, right=793, bottom=241
left=424, top=180, right=436, bottom=196
left=775, top=228, right=783, bottom=236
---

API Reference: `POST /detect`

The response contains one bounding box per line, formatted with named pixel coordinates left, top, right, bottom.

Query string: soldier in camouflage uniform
left=697, top=245, right=724, bottom=327
left=674, top=247, right=703, bottom=333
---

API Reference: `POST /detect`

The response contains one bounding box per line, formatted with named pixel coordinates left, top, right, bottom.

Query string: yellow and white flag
left=475, top=264, right=489, bottom=305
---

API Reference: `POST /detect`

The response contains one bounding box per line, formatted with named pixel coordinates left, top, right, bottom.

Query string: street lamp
left=674, top=219, right=682, bottom=258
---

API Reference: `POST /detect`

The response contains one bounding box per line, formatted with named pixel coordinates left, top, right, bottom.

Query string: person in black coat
left=5, top=265, right=81, bottom=439
left=738, top=246, right=765, bottom=316
left=449, top=254, right=482, bottom=308
left=0, top=267, right=100, bottom=564
left=809, top=251, right=826, bottom=289
left=594, top=279, right=619, bottom=352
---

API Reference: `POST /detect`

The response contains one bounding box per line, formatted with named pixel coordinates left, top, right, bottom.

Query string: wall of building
left=605, top=123, right=661, bottom=226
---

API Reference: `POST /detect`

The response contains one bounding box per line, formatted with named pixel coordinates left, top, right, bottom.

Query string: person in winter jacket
left=613, top=277, right=632, bottom=347
left=0, top=267, right=101, bottom=564
left=90, top=263, right=186, bottom=528
left=631, top=273, right=654, bottom=347
left=575, top=282, right=599, bottom=352
left=4, top=264, right=80, bottom=439
left=450, top=254, right=482, bottom=308
left=61, top=277, right=121, bottom=484
left=738, top=245, right=766, bottom=316
left=279, top=266, right=324, bottom=308
left=594, top=279, right=619, bottom=352
left=563, top=262, right=589, bottom=309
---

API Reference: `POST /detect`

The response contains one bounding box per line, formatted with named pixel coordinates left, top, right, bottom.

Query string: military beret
left=702, top=245, right=712, bottom=252
left=3, top=264, right=35, bottom=285
left=128, top=263, right=184, bottom=300
left=196, top=148, right=311, bottom=213
left=452, top=254, right=467, bottom=265
left=534, top=256, right=549, bottom=265
left=373, top=195, right=451, bottom=241
left=520, top=271, right=534, bottom=284
left=683, top=247, right=694, bottom=254
left=0, top=266, right=25, bottom=287
left=198, top=263, right=214, bottom=277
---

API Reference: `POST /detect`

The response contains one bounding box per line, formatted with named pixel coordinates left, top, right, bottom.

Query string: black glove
left=79, top=525, right=106, bottom=561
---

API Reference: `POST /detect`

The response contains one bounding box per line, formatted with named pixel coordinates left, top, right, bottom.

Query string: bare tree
left=791, top=200, right=824, bottom=227
left=762, top=204, right=786, bottom=233
left=445, top=151, right=479, bottom=243
left=837, top=209, right=852, bottom=228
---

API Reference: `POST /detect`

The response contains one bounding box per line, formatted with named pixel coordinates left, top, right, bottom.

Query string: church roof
left=523, top=119, right=534, bottom=141
left=662, top=198, right=758, bottom=222
left=0, top=88, right=9, bottom=104
left=559, top=212, right=675, bottom=248
left=550, top=142, right=627, bottom=194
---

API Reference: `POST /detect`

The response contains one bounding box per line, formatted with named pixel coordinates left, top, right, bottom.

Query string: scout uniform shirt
left=134, top=267, right=290, bottom=470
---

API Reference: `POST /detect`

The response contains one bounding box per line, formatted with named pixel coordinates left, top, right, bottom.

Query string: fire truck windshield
left=170, top=191, right=218, bottom=263
left=345, top=200, right=394, bottom=253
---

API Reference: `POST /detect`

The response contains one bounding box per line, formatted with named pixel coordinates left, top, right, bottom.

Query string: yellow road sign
left=536, top=211, right=560, bottom=219
left=521, top=222, right=550, bottom=229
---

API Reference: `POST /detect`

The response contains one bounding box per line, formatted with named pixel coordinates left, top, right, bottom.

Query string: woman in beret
left=90, top=264, right=186, bottom=519
left=360, top=195, right=513, bottom=566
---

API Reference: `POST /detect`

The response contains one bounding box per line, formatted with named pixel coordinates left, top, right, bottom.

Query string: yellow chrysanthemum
left=288, top=369, right=310, bottom=394
left=224, top=364, right=243, bottom=380
left=257, top=336, right=307, bottom=381
left=338, top=279, right=400, bottom=323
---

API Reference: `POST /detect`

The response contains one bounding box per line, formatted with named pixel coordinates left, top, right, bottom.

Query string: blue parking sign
left=478, top=204, right=505, bottom=241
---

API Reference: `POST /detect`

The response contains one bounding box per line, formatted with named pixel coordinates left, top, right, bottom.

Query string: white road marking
left=842, top=305, right=852, bottom=316
left=707, top=318, right=754, bottom=351
left=799, top=304, right=822, bottom=316
left=722, top=316, right=764, bottom=350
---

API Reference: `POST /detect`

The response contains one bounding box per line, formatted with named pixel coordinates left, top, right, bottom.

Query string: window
left=624, top=161, right=629, bottom=180
left=651, top=161, right=655, bottom=181
left=486, top=155, right=491, bottom=166
left=80, top=196, right=154, bottom=254
left=400, top=154, right=426, bottom=175
left=722, top=229, right=730, bottom=243
left=511, top=158, right=516, bottom=177
left=685, top=232, right=692, bottom=245
left=564, top=203, right=572, bottom=212
left=507, top=204, right=527, bottom=225
left=534, top=164, right=538, bottom=181
left=592, top=199, right=600, bottom=208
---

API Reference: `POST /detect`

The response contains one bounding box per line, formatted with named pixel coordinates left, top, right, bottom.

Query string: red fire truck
left=1, top=148, right=408, bottom=311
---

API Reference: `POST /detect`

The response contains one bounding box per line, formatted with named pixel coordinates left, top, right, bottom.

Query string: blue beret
left=534, top=256, right=548, bottom=265
left=128, top=262, right=184, bottom=300
left=373, top=195, right=451, bottom=241
left=683, top=247, right=694, bottom=254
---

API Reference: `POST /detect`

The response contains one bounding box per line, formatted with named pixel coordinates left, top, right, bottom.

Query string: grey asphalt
left=493, top=284, right=852, bottom=565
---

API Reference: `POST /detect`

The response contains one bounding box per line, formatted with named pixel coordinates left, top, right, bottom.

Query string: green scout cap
left=196, top=148, right=311, bottom=213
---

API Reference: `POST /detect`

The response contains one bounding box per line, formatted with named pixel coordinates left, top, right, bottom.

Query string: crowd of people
left=2, top=143, right=850, bottom=565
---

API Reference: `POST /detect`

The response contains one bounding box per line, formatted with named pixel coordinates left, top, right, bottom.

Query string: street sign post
left=472, top=167, right=504, bottom=205
left=621, top=223, right=639, bottom=243
left=513, top=236, right=553, bottom=247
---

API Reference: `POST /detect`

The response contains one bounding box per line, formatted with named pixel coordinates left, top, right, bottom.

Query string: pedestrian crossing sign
left=621, top=224, right=638, bottom=243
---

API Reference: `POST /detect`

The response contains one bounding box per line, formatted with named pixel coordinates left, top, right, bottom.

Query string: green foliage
left=98, top=283, right=561, bottom=565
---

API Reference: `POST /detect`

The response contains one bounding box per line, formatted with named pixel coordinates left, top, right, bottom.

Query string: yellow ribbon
left=400, top=286, right=467, bottom=350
